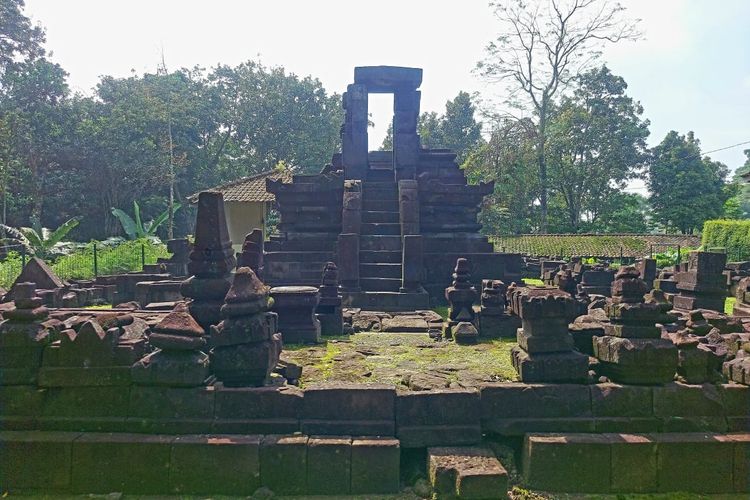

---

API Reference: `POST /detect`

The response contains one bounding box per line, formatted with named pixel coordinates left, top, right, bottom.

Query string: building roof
left=188, top=169, right=292, bottom=203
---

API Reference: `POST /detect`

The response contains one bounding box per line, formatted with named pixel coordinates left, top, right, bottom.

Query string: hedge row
left=702, top=219, right=750, bottom=261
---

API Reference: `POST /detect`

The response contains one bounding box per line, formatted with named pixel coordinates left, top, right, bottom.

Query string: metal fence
left=0, top=241, right=161, bottom=290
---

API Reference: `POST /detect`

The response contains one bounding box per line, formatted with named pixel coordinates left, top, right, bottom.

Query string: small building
left=189, top=169, right=292, bottom=252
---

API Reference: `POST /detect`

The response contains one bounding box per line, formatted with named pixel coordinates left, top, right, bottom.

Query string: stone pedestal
left=578, top=267, right=614, bottom=297
left=237, top=229, right=264, bottom=278
left=593, top=266, right=677, bottom=385
left=271, top=286, right=322, bottom=344
left=210, top=267, right=282, bottom=386
left=317, top=262, right=343, bottom=336
left=181, top=191, right=235, bottom=333
left=478, top=279, right=519, bottom=338
left=443, top=258, right=478, bottom=338
left=673, top=251, right=727, bottom=312
left=0, top=283, right=52, bottom=385
left=131, top=303, right=211, bottom=387
left=508, top=287, right=588, bottom=383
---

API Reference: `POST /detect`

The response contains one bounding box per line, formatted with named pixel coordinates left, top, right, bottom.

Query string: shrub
left=702, top=219, right=750, bottom=261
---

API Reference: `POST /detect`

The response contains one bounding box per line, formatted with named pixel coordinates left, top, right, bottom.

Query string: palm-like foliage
left=111, top=201, right=181, bottom=240
left=0, top=218, right=80, bottom=258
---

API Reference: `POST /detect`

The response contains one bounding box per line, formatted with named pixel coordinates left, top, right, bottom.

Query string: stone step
left=360, top=263, right=402, bottom=279
left=341, top=290, right=431, bottom=311
left=360, top=250, right=402, bottom=264
left=361, top=223, right=401, bottom=236
left=360, top=235, right=402, bottom=251
left=428, top=446, right=509, bottom=499
left=366, top=169, right=394, bottom=182
left=362, top=211, right=400, bottom=224
left=360, top=277, right=402, bottom=292
left=363, top=198, right=399, bottom=212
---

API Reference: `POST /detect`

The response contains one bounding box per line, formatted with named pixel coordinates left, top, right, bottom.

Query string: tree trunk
left=537, top=113, right=548, bottom=233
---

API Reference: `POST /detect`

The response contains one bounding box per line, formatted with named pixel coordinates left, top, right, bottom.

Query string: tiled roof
left=189, top=169, right=292, bottom=203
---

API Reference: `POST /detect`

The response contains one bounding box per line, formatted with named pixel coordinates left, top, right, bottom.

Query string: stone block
left=350, top=437, right=400, bottom=494
left=306, top=436, right=352, bottom=495
left=0, top=431, right=80, bottom=491
left=523, top=434, right=611, bottom=493
left=396, top=389, right=481, bottom=448
left=653, top=433, right=734, bottom=493
left=260, top=434, right=308, bottom=495
left=590, top=383, right=653, bottom=417
left=593, top=417, right=661, bottom=433
left=610, top=433, right=657, bottom=492
left=127, top=385, right=214, bottom=433
left=517, top=328, right=574, bottom=353
left=40, top=386, right=129, bottom=431
left=428, top=446, right=508, bottom=499
left=170, top=434, right=261, bottom=495
left=593, top=336, right=677, bottom=385
left=480, top=383, right=592, bottom=420
left=718, top=433, right=750, bottom=493
left=301, top=384, right=395, bottom=436
left=71, top=433, right=173, bottom=494
left=603, top=323, right=661, bottom=339
left=213, top=385, right=301, bottom=434
left=511, top=346, right=589, bottom=384
left=653, top=382, right=725, bottom=418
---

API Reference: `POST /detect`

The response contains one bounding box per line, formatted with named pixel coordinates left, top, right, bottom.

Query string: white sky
left=25, top=0, right=750, bottom=192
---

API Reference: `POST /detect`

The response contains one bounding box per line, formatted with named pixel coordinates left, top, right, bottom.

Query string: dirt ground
left=282, top=332, right=518, bottom=390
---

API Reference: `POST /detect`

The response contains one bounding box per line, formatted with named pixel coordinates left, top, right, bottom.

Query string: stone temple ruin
left=2, top=67, right=750, bottom=499
left=264, top=66, right=522, bottom=310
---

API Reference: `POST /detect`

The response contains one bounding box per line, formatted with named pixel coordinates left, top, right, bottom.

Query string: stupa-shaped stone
left=317, top=262, right=343, bottom=336
left=180, top=191, right=236, bottom=333
left=131, top=302, right=211, bottom=386
left=237, top=229, right=264, bottom=278
left=210, top=267, right=282, bottom=386
left=593, top=266, right=677, bottom=385
left=443, top=258, right=478, bottom=339
left=0, top=282, right=52, bottom=384
left=478, top=279, right=519, bottom=338
left=508, top=287, right=588, bottom=383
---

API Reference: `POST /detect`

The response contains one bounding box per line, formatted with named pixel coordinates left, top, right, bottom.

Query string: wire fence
left=0, top=241, right=169, bottom=290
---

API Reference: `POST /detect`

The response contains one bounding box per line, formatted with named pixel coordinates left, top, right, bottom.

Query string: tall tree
left=380, top=91, right=483, bottom=163
left=0, top=0, right=45, bottom=77
left=648, top=131, right=730, bottom=234
left=477, top=0, right=640, bottom=232
left=546, top=66, right=649, bottom=230
left=464, top=117, right=539, bottom=234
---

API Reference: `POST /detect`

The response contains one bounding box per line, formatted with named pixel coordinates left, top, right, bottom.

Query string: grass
left=725, top=297, right=735, bottom=315
left=283, top=333, right=518, bottom=389
left=523, top=278, right=545, bottom=286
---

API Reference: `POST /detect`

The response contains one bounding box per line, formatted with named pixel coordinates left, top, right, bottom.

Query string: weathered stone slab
left=396, top=389, right=480, bottom=447
left=213, top=385, right=302, bottom=434
left=170, top=434, right=261, bottom=495
left=351, top=437, right=400, bottom=494
left=301, top=384, right=395, bottom=436
left=653, top=433, right=734, bottom=493
left=306, top=436, right=352, bottom=495
left=523, top=433, right=611, bottom=493
left=428, top=446, right=508, bottom=499
left=0, top=430, right=80, bottom=491
left=71, top=433, right=173, bottom=494
left=260, top=434, right=308, bottom=495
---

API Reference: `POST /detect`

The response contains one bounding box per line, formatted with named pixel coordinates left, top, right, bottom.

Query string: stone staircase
left=360, top=170, right=402, bottom=293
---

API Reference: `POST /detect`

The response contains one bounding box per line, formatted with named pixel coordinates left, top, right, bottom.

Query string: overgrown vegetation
left=702, top=219, right=750, bottom=261
left=0, top=238, right=169, bottom=288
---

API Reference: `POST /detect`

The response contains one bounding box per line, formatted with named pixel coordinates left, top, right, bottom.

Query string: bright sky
left=25, top=0, right=750, bottom=189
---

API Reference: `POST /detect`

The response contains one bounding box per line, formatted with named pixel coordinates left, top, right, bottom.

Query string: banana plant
left=111, top=201, right=181, bottom=240
left=0, top=218, right=80, bottom=258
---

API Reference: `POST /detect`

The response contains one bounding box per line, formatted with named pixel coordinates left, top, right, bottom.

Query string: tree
left=728, top=149, right=750, bottom=218
left=648, top=131, right=730, bottom=234
left=0, top=217, right=78, bottom=258
left=464, top=117, right=539, bottom=234
left=111, top=201, right=181, bottom=240
left=380, top=91, right=483, bottom=163
left=477, top=0, right=640, bottom=232
left=546, top=66, right=649, bottom=231
left=0, top=0, right=45, bottom=77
